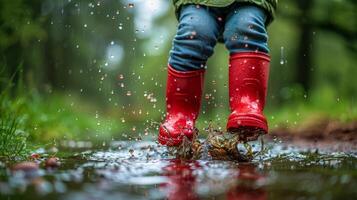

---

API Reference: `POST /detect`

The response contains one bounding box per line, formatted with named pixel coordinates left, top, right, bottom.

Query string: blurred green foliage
left=0, top=0, right=45, bottom=49
left=0, top=0, right=356, bottom=143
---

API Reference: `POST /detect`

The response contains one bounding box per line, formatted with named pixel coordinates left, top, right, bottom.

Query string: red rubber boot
left=227, top=52, right=270, bottom=141
left=158, top=65, right=204, bottom=146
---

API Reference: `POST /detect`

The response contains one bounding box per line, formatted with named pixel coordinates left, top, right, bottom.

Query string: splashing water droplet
left=280, top=46, right=285, bottom=65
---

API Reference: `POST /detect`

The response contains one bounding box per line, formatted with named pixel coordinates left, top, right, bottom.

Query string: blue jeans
left=169, top=3, right=269, bottom=71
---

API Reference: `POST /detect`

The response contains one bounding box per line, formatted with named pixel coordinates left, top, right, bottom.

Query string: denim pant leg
left=223, top=4, right=269, bottom=54
left=169, top=5, right=220, bottom=71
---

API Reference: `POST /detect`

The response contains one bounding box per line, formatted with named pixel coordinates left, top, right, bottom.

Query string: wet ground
left=0, top=137, right=356, bottom=200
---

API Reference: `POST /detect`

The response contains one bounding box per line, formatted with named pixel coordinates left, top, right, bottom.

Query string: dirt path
left=268, top=119, right=357, bottom=152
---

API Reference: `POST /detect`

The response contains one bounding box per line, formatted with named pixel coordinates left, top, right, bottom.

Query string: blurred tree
left=0, top=0, right=45, bottom=90
left=278, top=0, right=357, bottom=94
left=296, top=0, right=314, bottom=94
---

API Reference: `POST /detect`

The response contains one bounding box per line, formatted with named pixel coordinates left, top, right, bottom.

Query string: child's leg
left=223, top=4, right=269, bottom=53
left=159, top=5, right=220, bottom=146
left=169, top=5, right=221, bottom=71
left=223, top=5, right=271, bottom=141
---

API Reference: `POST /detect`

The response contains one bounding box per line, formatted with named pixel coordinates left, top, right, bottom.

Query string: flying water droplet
left=280, top=46, right=285, bottom=65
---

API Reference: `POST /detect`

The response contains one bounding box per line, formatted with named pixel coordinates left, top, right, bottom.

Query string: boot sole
left=227, top=115, right=267, bottom=141
left=228, top=126, right=266, bottom=142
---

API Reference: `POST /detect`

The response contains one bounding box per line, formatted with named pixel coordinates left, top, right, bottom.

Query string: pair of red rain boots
left=158, top=52, right=270, bottom=146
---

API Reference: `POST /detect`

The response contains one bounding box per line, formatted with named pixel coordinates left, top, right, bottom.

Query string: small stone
left=45, top=157, right=60, bottom=169
left=12, top=162, right=39, bottom=178
left=30, top=153, right=41, bottom=159
left=12, top=162, right=39, bottom=171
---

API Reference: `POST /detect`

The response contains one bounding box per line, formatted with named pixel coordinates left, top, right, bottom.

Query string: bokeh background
left=1, top=0, right=356, bottom=145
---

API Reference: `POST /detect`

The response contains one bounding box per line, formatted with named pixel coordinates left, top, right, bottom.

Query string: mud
left=269, top=119, right=357, bottom=152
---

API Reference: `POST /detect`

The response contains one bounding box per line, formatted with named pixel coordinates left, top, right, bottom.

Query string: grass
left=195, top=85, right=357, bottom=133
left=0, top=114, right=28, bottom=159
left=19, top=92, right=122, bottom=142
left=266, top=85, right=357, bottom=130
left=0, top=87, right=129, bottom=159
left=0, top=68, right=124, bottom=159
left=0, top=68, right=29, bottom=159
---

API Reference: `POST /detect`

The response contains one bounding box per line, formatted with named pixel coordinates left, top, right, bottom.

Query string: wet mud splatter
left=166, top=127, right=263, bottom=162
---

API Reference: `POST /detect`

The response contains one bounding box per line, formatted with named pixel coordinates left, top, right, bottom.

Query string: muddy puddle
left=0, top=138, right=356, bottom=200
